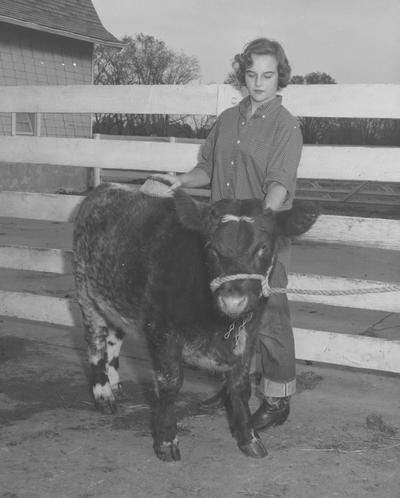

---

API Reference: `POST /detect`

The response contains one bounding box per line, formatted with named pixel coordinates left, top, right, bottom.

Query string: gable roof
left=0, top=0, right=123, bottom=47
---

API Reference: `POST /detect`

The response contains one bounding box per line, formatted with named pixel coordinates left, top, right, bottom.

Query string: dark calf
left=73, top=182, right=318, bottom=461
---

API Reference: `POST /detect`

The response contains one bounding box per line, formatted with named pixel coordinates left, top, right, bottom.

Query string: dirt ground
left=0, top=316, right=399, bottom=498
left=0, top=217, right=399, bottom=498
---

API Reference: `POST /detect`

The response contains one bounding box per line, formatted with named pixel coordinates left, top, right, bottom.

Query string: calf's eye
left=207, top=247, right=220, bottom=261
left=256, top=245, right=270, bottom=259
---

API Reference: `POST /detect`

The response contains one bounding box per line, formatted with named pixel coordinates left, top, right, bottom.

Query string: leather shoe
left=198, top=386, right=226, bottom=411
left=251, top=397, right=290, bottom=431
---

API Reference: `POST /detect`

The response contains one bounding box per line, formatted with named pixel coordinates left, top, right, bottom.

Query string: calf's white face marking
left=221, top=215, right=255, bottom=223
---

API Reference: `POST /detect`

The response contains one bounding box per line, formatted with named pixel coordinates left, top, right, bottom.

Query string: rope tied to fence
left=210, top=272, right=400, bottom=297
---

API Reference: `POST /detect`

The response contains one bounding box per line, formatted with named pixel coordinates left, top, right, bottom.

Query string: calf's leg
left=147, top=334, right=183, bottom=462
left=79, top=299, right=123, bottom=414
left=106, top=327, right=125, bottom=399
left=226, top=366, right=268, bottom=458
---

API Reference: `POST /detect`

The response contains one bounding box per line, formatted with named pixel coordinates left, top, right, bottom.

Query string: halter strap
left=209, top=257, right=276, bottom=297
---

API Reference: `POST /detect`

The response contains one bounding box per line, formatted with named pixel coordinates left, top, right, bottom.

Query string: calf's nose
left=218, top=294, right=248, bottom=316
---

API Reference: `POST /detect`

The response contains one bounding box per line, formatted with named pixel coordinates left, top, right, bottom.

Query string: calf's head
left=173, top=191, right=319, bottom=319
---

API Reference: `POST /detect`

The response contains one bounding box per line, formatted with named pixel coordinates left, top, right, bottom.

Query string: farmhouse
left=0, top=0, right=121, bottom=192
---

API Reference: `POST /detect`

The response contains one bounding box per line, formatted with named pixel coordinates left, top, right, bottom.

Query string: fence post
left=216, top=85, right=242, bottom=116
left=34, top=113, right=41, bottom=137
left=168, top=136, right=177, bottom=176
left=92, top=133, right=101, bottom=187
left=11, top=113, right=16, bottom=136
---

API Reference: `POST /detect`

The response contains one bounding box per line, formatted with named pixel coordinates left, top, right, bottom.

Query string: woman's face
left=244, top=54, right=279, bottom=107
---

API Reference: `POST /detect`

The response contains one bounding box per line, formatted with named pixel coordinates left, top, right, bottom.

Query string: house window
left=15, top=113, right=36, bottom=135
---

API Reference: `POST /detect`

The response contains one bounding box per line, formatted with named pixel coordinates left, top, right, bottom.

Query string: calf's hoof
left=94, top=397, right=118, bottom=415
left=111, top=382, right=126, bottom=401
left=238, top=434, right=268, bottom=458
left=93, top=383, right=118, bottom=414
left=153, top=438, right=181, bottom=462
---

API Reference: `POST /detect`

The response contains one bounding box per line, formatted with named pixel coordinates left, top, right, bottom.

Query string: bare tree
left=94, top=33, right=200, bottom=86
left=191, top=114, right=216, bottom=139
left=93, top=33, right=200, bottom=136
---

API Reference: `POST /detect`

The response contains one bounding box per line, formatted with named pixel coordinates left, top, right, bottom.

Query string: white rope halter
left=209, top=214, right=275, bottom=296
left=209, top=216, right=400, bottom=297
left=209, top=259, right=276, bottom=297
left=210, top=260, right=400, bottom=297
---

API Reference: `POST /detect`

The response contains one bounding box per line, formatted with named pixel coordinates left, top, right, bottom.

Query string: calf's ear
left=140, top=176, right=209, bottom=233
left=276, top=202, right=319, bottom=238
left=173, top=189, right=211, bottom=233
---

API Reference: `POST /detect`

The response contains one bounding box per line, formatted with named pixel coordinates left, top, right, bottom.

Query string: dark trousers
left=252, top=246, right=296, bottom=397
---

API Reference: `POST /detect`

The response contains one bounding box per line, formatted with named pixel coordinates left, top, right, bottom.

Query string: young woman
left=159, top=38, right=302, bottom=431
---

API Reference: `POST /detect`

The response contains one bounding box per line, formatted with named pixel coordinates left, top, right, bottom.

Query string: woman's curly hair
left=232, top=38, right=291, bottom=89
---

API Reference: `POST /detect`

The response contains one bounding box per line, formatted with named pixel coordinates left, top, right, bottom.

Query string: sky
left=92, top=0, right=400, bottom=85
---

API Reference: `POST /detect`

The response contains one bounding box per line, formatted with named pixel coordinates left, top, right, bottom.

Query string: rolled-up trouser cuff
left=258, top=377, right=296, bottom=398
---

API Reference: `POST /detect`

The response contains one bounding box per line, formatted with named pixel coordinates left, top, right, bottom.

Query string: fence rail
left=1, top=136, right=400, bottom=183
left=2, top=83, right=400, bottom=118
left=0, top=83, right=399, bottom=374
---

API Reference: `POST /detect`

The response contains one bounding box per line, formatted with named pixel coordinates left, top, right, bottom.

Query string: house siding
left=0, top=22, right=93, bottom=192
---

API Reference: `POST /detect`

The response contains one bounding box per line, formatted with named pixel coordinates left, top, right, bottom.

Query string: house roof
left=0, top=0, right=123, bottom=47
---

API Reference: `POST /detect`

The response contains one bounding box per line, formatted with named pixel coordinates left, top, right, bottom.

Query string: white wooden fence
left=0, top=83, right=399, bottom=373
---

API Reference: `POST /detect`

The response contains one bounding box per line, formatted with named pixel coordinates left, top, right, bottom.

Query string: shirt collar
left=239, top=95, right=282, bottom=118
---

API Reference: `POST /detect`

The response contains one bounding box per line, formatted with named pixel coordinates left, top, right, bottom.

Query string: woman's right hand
left=151, top=173, right=184, bottom=192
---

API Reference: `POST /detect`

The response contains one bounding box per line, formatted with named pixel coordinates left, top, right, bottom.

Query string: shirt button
left=230, top=161, right=234, bottom=165
left=226, top=182, right=230, bottom=187
left=236, top=140, right=241, bottom=144
left=262, top=115, right=266, bottom=119
left=241, top=121, right=245, bottom=125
